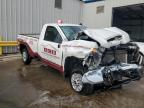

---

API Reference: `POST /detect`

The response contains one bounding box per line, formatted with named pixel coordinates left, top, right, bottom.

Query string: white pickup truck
left=17, top=23, right=144, bottom=95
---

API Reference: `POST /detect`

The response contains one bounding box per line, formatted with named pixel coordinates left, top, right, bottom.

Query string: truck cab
left=38, top=24, right=66, bottom=72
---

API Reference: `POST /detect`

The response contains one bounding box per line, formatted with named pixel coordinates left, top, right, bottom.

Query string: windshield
left=60, top=26, right=85, bottom=41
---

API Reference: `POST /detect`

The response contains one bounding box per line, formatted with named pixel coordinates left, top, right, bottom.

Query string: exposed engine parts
left=83, top=50, right=102, bottom=70
left=83, top=43, right=140, bottom=70
left=82, top=43, right=143, bottom=87
left=83, top=47, right=105, bottom=70
left=102, top=43, right=139, bottom=65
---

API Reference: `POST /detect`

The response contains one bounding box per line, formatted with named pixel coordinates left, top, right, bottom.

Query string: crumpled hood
left=84, top=27, right=130, bottom=48
left=62, top=40, right=98, bottom=58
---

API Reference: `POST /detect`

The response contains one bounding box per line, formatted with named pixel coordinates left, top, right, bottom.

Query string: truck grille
left=102, top=50, right=127, bottom=65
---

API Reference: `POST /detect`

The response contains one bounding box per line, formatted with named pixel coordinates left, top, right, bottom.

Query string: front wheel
left=70, top=65, right=94, bottom=95
left=22, top=48, right=32, bottom=65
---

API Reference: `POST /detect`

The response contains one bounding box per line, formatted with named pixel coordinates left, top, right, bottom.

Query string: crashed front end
left=63, top=26, right=143, bottom=88
left=82, top=43, right=143, bottom=87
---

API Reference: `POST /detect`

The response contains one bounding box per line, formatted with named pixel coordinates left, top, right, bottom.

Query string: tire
left=70, top=64, right=94, bottom=95
left=22, top=48, right=32, bottom=65
left=112, top=81, right=122, bottom=89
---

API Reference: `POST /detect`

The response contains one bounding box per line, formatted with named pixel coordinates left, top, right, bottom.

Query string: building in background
left=1, top=0, right=144, bottom=53
left=0, top=0, right=82, bottom=53
left=82, top=0, right=144, bottom=42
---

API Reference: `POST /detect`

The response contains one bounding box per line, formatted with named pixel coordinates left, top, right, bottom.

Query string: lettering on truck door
left=38, top=26, right=63, bottom=67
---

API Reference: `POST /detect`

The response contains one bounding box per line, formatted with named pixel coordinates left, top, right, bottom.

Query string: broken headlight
left=83, top=48, right=104, bottom=70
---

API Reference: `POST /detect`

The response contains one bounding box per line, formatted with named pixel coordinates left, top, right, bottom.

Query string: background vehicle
left=18, top=23, right=143, bottom=95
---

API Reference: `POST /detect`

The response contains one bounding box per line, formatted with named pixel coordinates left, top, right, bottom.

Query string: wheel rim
left=71, top=73, right=83, bottom=92
left=22, top=51, right=27, bottom=62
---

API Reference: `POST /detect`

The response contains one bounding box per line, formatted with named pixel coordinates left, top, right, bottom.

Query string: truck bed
left=17, top=34, right=40, bottom=54
left=19, top=34, right=40, bottom=39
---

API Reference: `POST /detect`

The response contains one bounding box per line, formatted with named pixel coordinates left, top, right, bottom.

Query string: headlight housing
left=91, top=48, right=97, bottom=53
left=83, top=48, right=102, bottom=70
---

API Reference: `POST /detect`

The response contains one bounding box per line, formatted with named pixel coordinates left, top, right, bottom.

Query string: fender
left=18, top=39, right=38, bottom=58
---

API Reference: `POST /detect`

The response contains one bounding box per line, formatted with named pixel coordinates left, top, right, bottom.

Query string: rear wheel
left=70, top=64, right=94, bottom=95
left=22, top=48, right=32, bottom=65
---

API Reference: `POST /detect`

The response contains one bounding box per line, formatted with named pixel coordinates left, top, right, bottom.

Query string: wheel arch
left=64, top=56, right=83, bottom=78
left=19, top=44, right=27, bottom=54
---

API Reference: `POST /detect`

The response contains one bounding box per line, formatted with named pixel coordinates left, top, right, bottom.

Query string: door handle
left=58, top=44, right=61, bottom=48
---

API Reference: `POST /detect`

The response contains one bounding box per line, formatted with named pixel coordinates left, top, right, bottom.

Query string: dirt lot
left=0, top=57, right=144, bottom=108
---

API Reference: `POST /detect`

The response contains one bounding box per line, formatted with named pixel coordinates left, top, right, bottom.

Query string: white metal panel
left=0, top=0, right=82, bottom=53
left=82, top=0, right=144, bottom=28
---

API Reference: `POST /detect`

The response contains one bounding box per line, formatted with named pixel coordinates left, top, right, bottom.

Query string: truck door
left=38, top=26, right=63, bottom=71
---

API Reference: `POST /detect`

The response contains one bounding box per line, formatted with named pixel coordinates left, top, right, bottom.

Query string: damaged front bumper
left=82, top=63, right=143, bottom=86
